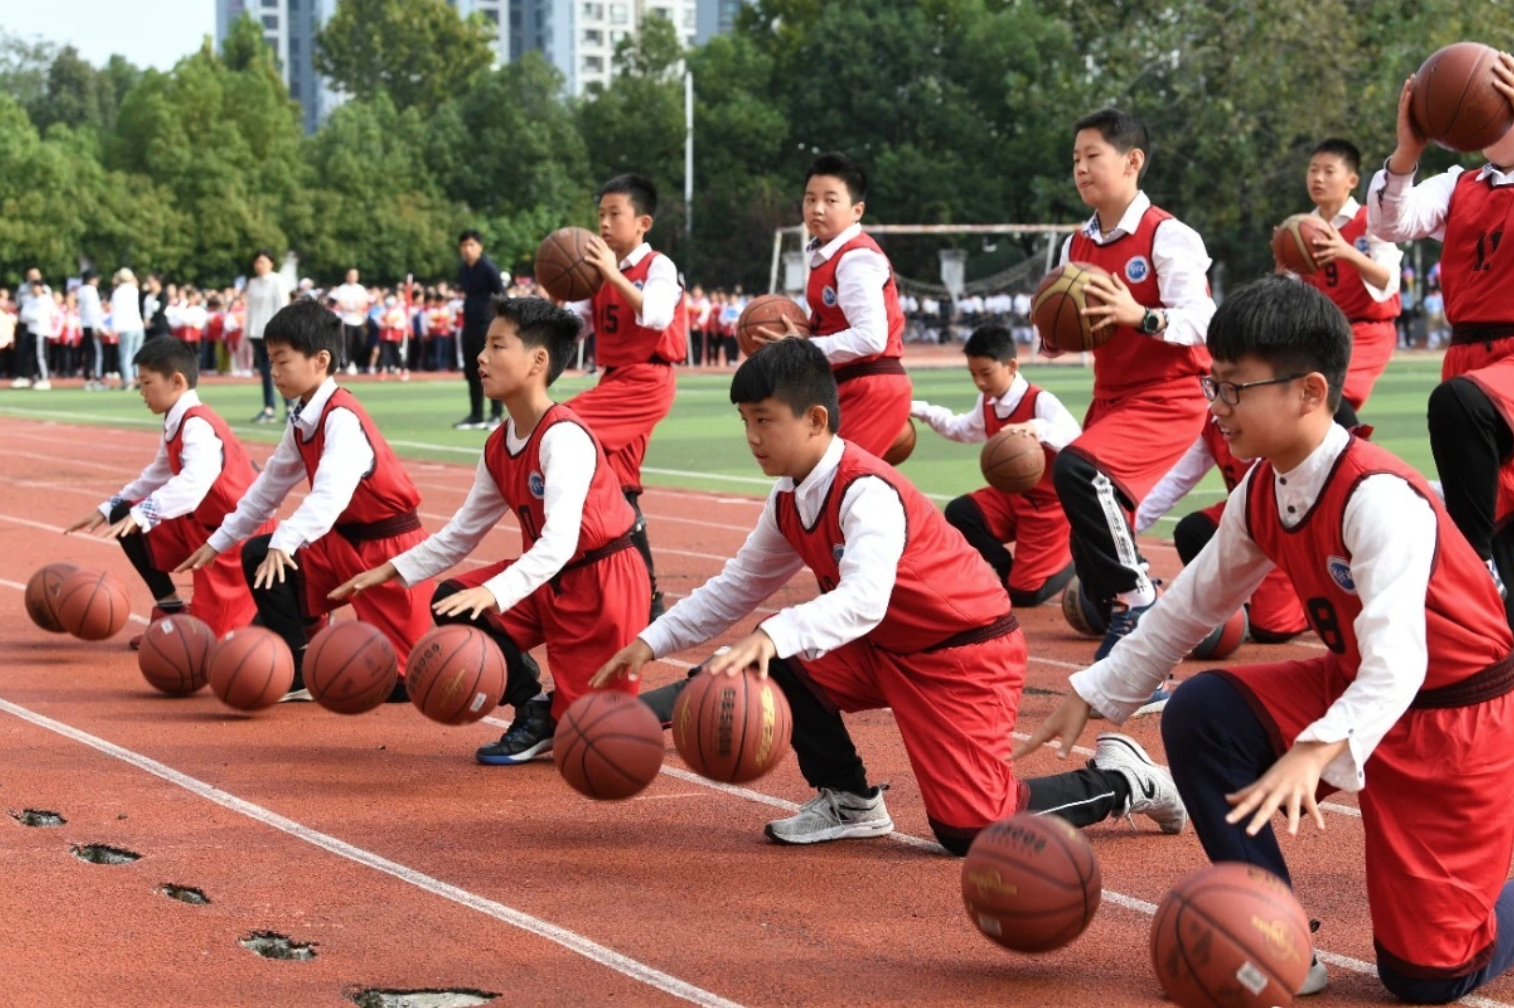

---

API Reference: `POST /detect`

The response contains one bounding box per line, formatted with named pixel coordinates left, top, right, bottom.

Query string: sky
left=7, top=1, right=217, bottom=71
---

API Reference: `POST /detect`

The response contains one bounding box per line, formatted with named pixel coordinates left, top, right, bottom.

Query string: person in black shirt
left=454, top=230, right=508, bottom=430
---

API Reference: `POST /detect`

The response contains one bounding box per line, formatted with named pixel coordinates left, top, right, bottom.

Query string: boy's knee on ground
left=1377, top=961, right=1474, bottom=1005
left=1173, top=511, right=1217, bottom=565
left=932, top=821, right=976, bottom=857
left=943, top=495, right=981, bottom=531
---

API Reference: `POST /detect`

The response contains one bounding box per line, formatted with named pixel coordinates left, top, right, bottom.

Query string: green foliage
left=314, top=0, right=495, bottom=112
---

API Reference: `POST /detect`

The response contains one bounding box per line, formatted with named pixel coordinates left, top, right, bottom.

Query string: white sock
left=1117, top=579, right=1157, bottom=610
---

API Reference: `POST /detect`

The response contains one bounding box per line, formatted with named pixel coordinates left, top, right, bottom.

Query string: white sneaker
left=10, top=377, right=31, bottom=388
left=31, top=379, right=51, bottom=390
left=765, top=787, right=894, bottom=845
left=1092, top=733, right=1187, bottom=834
left=1298, top=955, right=1328, bottom=996
left=345, top=362, right=358, bottom=376
left=278, top=688, right=313, bottom=703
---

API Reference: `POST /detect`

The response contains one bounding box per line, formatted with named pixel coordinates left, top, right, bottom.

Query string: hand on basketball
left=329, top=561, right=398, bottom=601
left=754, top=316, right=804, bottom=343
left=590, top=638, right=655, bottom=687
left=175, top=543, right=220, bottom=573
left=1307, top=220, right=1356, bottom=267
left=1224, top=739, right=1344, bottom=837
left=583, top=236, right=623, bottom=282
left=64, top=510, right=107, bottom=535
left=705, top=630, right=776, bottom=678
left=1389, top=76, right=1427, bottom=172
left=1080, top=273, right=1143, bottom=332
left=252, top=548, right=298, bottom=590
left=105, top=513, right=144, bottom=539
left=431, top=585, right=499, bottom=620
left=1010, top=691, right=1092, bottom=761
left=1494, top=52, right=1514, bottom=106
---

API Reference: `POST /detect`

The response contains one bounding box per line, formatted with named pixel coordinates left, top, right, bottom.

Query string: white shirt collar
left=1079, top=192, right=1152, bottom=244
left=988, top=372, right=1030, bottom=417
left=807, top=223, right=864, bottom=264
left=620, top=242, right=652, bottom=271
left=780, top=435, right=846, bottom=524
left=1272, top=422, right=1351, bottom=526
left=294, top=377, right=339, bottom=436
left=1313, top=197, right=1361, bottom=227
left=1477, top=163, right=1514, bottom=187
left=162, top=389, right=202, bottom=438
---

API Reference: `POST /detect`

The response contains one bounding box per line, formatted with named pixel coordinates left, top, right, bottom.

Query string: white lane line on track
left=0, top=697, right=751, bottom=1008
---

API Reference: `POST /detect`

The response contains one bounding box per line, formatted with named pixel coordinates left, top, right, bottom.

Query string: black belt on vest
left=603, top=360, right=676, bottom=378
left=1347, top=317, right=1395, bottom=326
left=921, top=612, right=1020, bottom=654
left=335, top=509, right=422, bottom=544
left=1450, top=323, right=1514, bottom=347
left=550, top=529, right=636, bottom=592
left=1410, top=651, right=1514, bottom=710
left=834, top=357, right=907, bottom=384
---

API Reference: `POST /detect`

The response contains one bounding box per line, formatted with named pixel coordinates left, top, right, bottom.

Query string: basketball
left=1151, top=862, right=1314, bottom=1008
left=1271, top=214, right=1330, bottom=276
left=736, top=294, right=811, bottom=358
left=137, top=613, right=215, bottom=696
left=981, top=427, right=1046, bottom=493
left=406, top=624, right=507, bottom=725
left=534, top=226, right=603, bottom=303
left=555, top=691, right=666, bottom=800
left=671, top=667, right=792, bottom=783
left=1411, top=42, right=1514, bottom=153
left=1189, top=608, right=1248, bottom=661
left=882, top=420, right=916, bottom=465
left=24, top=562, right=79, bottom=633
left=1060, top=576, right=1107, bottom=638
left=961, top=812, right=1102, bottom=954
left=1031, top=262, right=1110, bottom=353
left=54, top=569, right=131, bottom=641
left=208, top=626, right=295, bottom=711
left=304, top=621, right=399, bottom=715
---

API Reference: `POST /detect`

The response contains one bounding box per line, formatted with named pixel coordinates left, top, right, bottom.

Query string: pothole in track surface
left=71, top=843, right=140, bottom=864
left=346, top=991, right=499, bottom=1008
left=239, top=931, right=317, bottom=961
left=9, top=809, right=66, bottom=827
left=157, top=883, right=211, bottom=905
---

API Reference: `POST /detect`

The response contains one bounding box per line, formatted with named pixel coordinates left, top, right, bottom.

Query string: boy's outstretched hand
left=1010, top=691, right=1093, bottom=762
left=105, top=513, right=143, bottom=539
left=705, top=630, right=776, bottom=678
left=175, top=544, right=220, bottom=573
left=64, top=511, right=106, bottom=535
left=252, top=548, right=298, bottom=590
left=330, top=561, right=397, bottom=601
left=1225, top=739, right=1345, bottom=837
left=591, top=638, right=654, bottom=688
left=431, top=585, right=498, bottom=621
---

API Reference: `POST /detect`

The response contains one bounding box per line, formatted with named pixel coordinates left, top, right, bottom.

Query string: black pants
left=15, top=323, right=36, bottom=380
left=252, top=340, right=277, bottom=411
left=241, top=534, right=319, bottom=675
left=1429, top=376, right=1514, bottom=562
left=460, top=326, right=502, bottom=421
left=341, top=323, right=365, bottom=370
left=109, top=501, right=176, bottom=601
left=430, top=581, right=543, bottom=710
left=943, top=495, right=1074, bottom=607
left=1052, top=450, right=1147, bottom=603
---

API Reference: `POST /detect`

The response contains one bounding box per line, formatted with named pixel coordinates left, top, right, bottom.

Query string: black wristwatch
left=1140, top=308, right=1164, bottom=334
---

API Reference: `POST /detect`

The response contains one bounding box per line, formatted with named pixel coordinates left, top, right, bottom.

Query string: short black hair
left=729, top=337, right=840, bottom=433
left=805, top=152, right=868, bottom=204
left=82, top=269, right=98, bottom=283
left=133, top=336, right=199, bottom=388
left=262, top=299, right=343, bottom=367
left=1310, top=138, right=1362, bottom=175
left=963, top=324, right=1017, bottom=363
left=597, top=173, right=658, bottom=218
left=458, top=229, right=483, bottom=245
left=1207, top=275, right=1351, bottom=411
left=1074, top=108, right=1150, bottom=174
left=490, top=295, right=582, bottom=386
left=251, top=249, right=274, bottom=267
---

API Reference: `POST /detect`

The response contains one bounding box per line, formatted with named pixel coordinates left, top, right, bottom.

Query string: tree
left=30, top=46, right=113, bottom=133
left=315, top=0, right=494, bottom=111
left=0, top=32, right=54, bottom=113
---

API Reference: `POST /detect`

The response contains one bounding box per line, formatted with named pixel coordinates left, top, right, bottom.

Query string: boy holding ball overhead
left=1018, top=276, right=1514, bottom=1001
left=335, top=296, right=651, bottom=766
left=1052, top=108, right=1216, bottom=665
left=909, top=323, right=1080, bottom=606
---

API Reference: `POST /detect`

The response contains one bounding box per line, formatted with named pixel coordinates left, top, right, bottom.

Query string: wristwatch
left=1140, top=308, right=1165, bottom=334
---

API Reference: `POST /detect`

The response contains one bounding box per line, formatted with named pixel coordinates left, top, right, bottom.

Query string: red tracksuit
left=1301, top=206, right=1400, bottom=409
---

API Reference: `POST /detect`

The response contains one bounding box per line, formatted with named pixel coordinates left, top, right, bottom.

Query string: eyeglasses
left=1199, top=373, right=1307, bottom=406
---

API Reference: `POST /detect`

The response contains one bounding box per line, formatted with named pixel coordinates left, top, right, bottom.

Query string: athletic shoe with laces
left=1094, top=598, right=1159, bottom=661
left=1090, top=675, right=1175, bottom=720
left=765, top=786, right=894, bottom=845
left=649, top=590, right=666, bottom=622
left=1298, top=920, right=1327, bottom=995
left=1091, top=732, right=1187, bottom=834
left=476, top=697, right=555, bottom=765
left=485, top=415, right=503, bottom=432
left=453, top=416, right=487, bottom=431
left=31, top=379, right=50, bottom=390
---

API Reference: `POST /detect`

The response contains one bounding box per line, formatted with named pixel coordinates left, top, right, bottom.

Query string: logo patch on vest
left=633, top=279, right=645, bottom=291
left=831, top=543, right=845, bottom=563
left=822, top=285, right=838, bottom=307
left=1326, top=555, right=1356, bottom=594
left=1354, top=236, right=1370, bottom=254
left=1124, top=256, right=1151, bottom=283
left=528, top=471, right=545, bottom=499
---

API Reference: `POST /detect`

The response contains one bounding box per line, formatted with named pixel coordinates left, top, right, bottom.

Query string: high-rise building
left=519, top=0, right=699, bottom=96
left=695, top=0, right=751, bottom=45
left=215, top=0, right=341, bottom=134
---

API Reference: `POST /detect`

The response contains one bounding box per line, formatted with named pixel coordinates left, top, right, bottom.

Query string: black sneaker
left=640, top=677, right=689, bottom=729
left=475, top=698, right=555, bottom=765
left=385, top=678, right=409, bottom=704
left=649, top=590, right=666, bottom=622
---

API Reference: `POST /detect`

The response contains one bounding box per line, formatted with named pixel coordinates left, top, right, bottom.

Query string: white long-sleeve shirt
left=109, top=283, right=142, bottom=333
left=1134, top=432, right=1217, bottom=534
left=77, top=284, right=103, bottom=329
left=1070, top=423, right=1437, bottom=793
left=1059, top=192, right=1215, bottom=347
left=910, top=372, right=1082, bottom=450
left=390, top=419, right=598, bottom=612
left=1367, top=162, right=1514, bottom=243
left=641, top=436, right=907, bottom=661
left=568, top=243, right=681, bottom=333
left=100, top=391, right=223, bottom=530
left=1312, top=197, right=1401, bottom=302
left=244, top=271, right=292, bottom=340
left=208, top=379, right=375, bottom=555
left=806, top=223, right=893, bottom=365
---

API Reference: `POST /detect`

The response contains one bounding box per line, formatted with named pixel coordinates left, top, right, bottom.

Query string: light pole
left=684, top=69, right=694, bottom=237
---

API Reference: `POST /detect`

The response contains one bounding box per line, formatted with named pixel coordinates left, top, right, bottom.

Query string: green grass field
left=0, top=357, right=1444, bottom=530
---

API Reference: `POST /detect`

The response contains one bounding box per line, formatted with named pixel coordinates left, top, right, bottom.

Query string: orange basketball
left=1271, top=214, right=1330, bottom=276
left=24, top=562, right=78, bottom=633
left=555, top=691, right=666, bottom=800
left=962, top=812, right=1102, bottom=953
left=736, top=295, right=811, bottom=358
left=1152, top=862, right=1313, bottom=1008
left=981, top=428, right=1046, bottom=493
left=534, top=227, right=603, bottom=303
left=1061, top=575, right=1107, bottom=638
left=1411, top=42, right=1514, bottom=152
left=1031, top=262, right=1110, bottom=352
left=137, top=613, right=215, bottom=696
left=671, top=667, right=792, bottom=783
left=54, top=569, right=131, bottom=641
left=208, top=626, right=295, bottom=711
left=305, top=621, right=399, bottom=715
left=1189, top=608, right=1248, bottom=661
left=406, top=624, right=506, bottom=725
left=882, top=420, right=916, bottom=465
